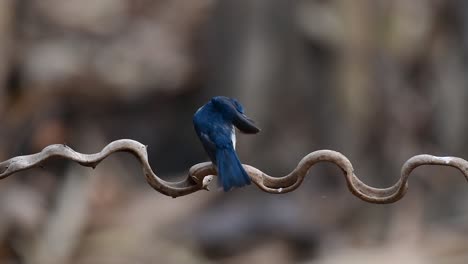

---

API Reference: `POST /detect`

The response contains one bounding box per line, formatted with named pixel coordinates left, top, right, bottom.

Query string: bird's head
left=211, top=96, right=260, bottom=134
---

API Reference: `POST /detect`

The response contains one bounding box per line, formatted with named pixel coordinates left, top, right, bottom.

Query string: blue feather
left=193, top=96, right=260, bottom=191
left=216, top=145, right=251, bottom=191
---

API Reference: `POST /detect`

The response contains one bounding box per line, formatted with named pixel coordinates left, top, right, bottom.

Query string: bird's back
left=193, top=98, right=254, bottom=191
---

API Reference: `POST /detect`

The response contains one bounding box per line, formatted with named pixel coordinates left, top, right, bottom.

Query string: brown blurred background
left=1, top=0, right=468, bottom=263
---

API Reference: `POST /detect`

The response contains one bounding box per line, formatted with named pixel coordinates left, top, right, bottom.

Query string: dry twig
left=0, top=139, right=467, bottom=203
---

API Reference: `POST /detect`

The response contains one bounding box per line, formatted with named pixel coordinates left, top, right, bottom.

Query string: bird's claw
left=191, top=175, right=214, bottom=191
left=202, top=175, right=213, bottom=191
left=191, top=175, right=200, bottom=184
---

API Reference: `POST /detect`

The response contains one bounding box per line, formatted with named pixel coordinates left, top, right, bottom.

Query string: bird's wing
left=199, top=132, right=217, bottom=162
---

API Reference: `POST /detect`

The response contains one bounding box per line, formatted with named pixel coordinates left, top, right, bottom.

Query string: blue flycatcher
left=193, top=96, right=260, bottom=191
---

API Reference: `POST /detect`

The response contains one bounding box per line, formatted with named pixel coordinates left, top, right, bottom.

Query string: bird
left=193, top=96, right=260, bottom=191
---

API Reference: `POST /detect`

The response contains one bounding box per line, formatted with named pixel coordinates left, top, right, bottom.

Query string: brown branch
left=1, top=139, right=467, bottom=203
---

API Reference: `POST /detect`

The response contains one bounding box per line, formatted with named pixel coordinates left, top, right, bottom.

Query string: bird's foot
left=202, top=175, right=213, bottom=191
left=191, top=175, right=213, bottom=191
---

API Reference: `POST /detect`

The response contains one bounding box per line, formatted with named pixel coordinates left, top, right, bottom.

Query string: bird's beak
left=233, top=112, right=261, bottom=134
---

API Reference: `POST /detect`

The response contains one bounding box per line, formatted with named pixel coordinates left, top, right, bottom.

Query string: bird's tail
left=216, top=146, right=251, bottom=191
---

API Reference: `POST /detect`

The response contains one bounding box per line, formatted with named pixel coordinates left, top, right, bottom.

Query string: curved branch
left=0, top=139, right=214, bottom=198
left=0, top=139, right=467, bottom=203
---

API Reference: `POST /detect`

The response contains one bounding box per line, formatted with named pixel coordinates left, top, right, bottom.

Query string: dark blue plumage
left=193, top=96, right=260, bottom=191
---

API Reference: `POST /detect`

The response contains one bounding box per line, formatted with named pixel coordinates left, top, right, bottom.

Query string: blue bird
left=193, top=96, right=260, bottom=191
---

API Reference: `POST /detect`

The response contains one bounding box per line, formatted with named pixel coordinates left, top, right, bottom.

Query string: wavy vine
left=0, top=139, right=467, bottom=203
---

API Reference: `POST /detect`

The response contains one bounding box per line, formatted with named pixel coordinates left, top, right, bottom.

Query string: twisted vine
left=0, top=139, right=467, bottom=203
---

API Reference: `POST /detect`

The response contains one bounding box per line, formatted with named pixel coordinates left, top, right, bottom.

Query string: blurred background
left=1, top=0, right=468, bottom=263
